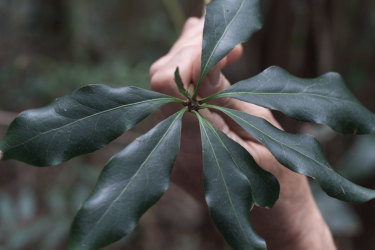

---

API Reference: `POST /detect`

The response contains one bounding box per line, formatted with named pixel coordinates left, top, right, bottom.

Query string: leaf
left=193, top=0, right=262, bottom=98
left=196, top=112, right=266, bottom=250
left=203, top=66, right=375, bottom=134
left=210, top=105, right=375, bottom=203
left=174, top=67, right=190, bottom=99
left=69, top=109, right=185, bottom=250
left=0, top=84, right=181, bottom=166
left=196, top=113, right=279, bottom=208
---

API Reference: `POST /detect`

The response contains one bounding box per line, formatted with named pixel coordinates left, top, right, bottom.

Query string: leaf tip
left=174, top=67, right=191, bottom=99
left=174, top=66, right=180, bottom=75
left=174, top=67, right=182, bottom=85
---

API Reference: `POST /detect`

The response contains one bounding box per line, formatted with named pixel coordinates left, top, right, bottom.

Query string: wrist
left=284, top=210, right=336, bottom=250
left=251, top=174, right=336, bottom=250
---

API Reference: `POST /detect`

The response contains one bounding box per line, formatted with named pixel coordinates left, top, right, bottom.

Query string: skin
left=150, top=17, right=336, bottom=250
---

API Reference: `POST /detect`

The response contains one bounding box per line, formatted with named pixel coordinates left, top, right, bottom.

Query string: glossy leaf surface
left=211, top=106, right=375, bottom=203
left=194, top=0, right=262, bottom=97
left=196, top=113, right=266, bottom=250
left=204, top=66, right=375, bottom=134
left=0, top=84, right=180, bottom=166
left=69, top=109, right=185, bottom=250
left=196, top=113, right=279, bottom=207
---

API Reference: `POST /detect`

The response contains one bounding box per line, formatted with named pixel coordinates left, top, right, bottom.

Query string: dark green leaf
left=210, top=106, right=375, bottom=203
left=0, top=84, right=181, bottom=166
left=196, top=113, right=279, bottom=207
left=203, top=66, right=375, bottom=134
left=194, top=0, right=262, bottom=98
left=174, top=67, right=190, bottom=99
left=196, top=112, right=266, bottom=250
left=69, top=109, right=185, bottom=250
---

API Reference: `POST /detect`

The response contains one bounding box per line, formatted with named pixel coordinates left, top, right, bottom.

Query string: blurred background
left=0, top=0, right=374, bottom=249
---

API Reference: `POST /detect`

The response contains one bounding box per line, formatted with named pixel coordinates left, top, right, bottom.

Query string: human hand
left=150, top=17, right=335, bottom=250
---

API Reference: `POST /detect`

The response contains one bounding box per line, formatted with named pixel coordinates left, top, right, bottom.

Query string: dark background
left=0, top=0, right=374, bottom=249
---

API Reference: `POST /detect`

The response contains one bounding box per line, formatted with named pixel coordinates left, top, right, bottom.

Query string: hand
left=150, top=17, right=336, bottom=250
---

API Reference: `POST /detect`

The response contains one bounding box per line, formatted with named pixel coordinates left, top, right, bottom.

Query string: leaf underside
left=205, top=66, right=375, bottom=134
left=195, top=0, right=262, bottom=96
left=69, top=109, right=185, bottom=250
left=212, top=106, right=375, bottom=203
left=0, top=84, right=178, bottom=166
left=196, top=113, right=266, bottom=250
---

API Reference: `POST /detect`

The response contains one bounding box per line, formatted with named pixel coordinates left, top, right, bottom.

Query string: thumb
left=195, top=44, right=243, bottom=98
left=197, top=65, right=230, bottom=98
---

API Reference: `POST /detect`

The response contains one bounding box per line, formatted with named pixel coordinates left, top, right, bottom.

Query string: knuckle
left=149, top=56, right=168, bottom=76
left=150, top=69, right=173, bottom=88
left=177, top=45, right=201, bottom=57
left=150, top=72, right=165, bottom=87
left=183, top=17, right=200, bottom=30
left=149, top=64, right=158, bottom=77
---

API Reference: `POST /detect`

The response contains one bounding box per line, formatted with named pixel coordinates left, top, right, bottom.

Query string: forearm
left=250, top=172, right=336, bottom=250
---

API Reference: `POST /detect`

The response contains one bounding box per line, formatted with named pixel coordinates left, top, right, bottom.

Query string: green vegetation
left=1, top=0, right=375, bottom=249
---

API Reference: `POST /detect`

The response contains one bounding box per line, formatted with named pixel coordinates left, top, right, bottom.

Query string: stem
left=200, top=93, right=223, bottom=103
left=185, top=98, right=201, bottom=112
left=171, top=97, right=186, bottom=103
left=199, top=104, right=217, bottom=110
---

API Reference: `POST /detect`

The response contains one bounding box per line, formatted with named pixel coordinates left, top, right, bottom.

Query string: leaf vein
left=200, top=0, right=247, bottom=81
left=218, top=91, right=359, bottom=106
left=82, top=110, right=184, bottom=245
left=217, top=107, right=332, bottom=171
left=5, top=98, right=173, bottom=152
left=199, top=116, right=246, bottom=237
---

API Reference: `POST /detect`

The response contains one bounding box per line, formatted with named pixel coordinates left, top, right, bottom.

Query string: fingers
left=150, top=16, right=244, bottom=100
left=217, top=44, right=244, bottom=69
left=150, top=16, right=281, bottom=142
left=151, top=45, right=201, bottom=97
left=150, top=17, right=203, bottom=97
left=149, top=17, right=203, bottom=79
left=173, top=17, right=204, bottom=51
left=195, top=66, right=229, bottom=98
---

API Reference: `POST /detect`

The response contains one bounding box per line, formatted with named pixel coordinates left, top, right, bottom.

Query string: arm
left=150, top=17, right=336, bottom=250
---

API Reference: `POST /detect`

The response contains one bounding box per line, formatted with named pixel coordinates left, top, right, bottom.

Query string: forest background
left=0, top=0, right=375, bottom=249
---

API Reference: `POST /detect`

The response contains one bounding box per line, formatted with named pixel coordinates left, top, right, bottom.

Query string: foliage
left=1, top=0, right=375, bottom=249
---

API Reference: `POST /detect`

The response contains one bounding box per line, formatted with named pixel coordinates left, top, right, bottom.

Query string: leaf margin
left=206, top=104, right=375, bottom=203
left=195, top=111, right=266, bottom=250
left=0, top=84, right=183, bottom=166
left=69, top=108, right=186, bottom=250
